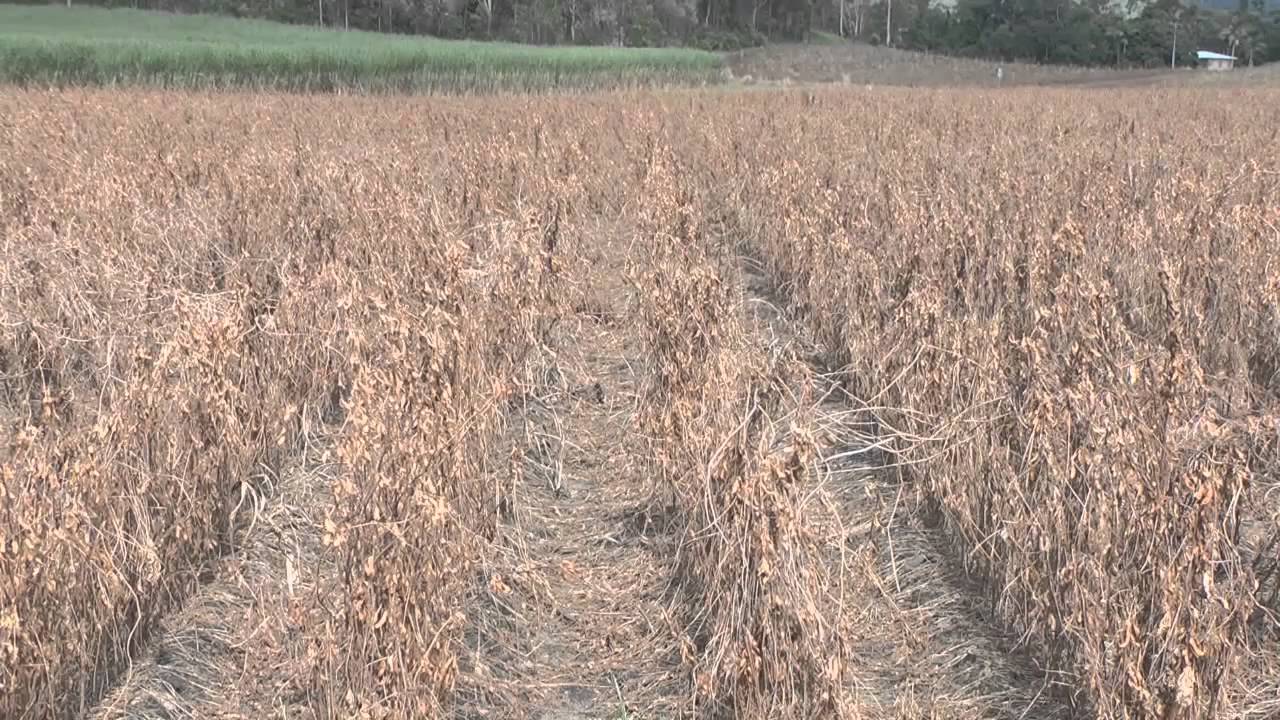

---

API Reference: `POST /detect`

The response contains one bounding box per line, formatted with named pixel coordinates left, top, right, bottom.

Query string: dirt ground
left=724, top=43, right=1185, bottom=88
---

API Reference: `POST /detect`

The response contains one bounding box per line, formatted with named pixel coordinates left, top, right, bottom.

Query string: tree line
left=896, top=0, right=1280, bottom=68
left=25, top=0, right=1280, bottom=65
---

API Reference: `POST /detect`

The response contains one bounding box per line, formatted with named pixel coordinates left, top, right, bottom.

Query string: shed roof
left=1196, top=51, right=1237, bottom=61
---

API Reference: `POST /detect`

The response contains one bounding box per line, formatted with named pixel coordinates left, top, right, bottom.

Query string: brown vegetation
left=0, top=92, right=564, bottom=719
left=1, top=85, right=1278, bottom=719
left=633, top=151, right=846, bottom=717
left=724, top=43, right=1170, bottom=87
left=713, top=88, right=1280, bottom=717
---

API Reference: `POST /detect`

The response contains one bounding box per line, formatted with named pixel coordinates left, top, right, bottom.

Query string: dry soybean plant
left=314, top=204, right=559, bottom=717
left=633, top=148, right=846, bottom=718
left=2, top=84, right=1279, bottom=720
left=0, top=89, right=568, bottom=719
left=707, top=87, right=1280, bottom=717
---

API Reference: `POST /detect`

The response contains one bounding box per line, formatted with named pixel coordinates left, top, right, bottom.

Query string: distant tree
left=1104, top=21, right=1129, bottom=65
left=1224, top=11, right=1268, bottom=63
left=901, top=4, right=953, bottom=51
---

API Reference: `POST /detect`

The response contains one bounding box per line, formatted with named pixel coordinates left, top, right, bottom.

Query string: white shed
left=1196, top=51, right=1236, bottom=71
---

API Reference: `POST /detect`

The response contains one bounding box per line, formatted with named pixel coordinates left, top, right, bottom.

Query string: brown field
left=1, top=85, right=1278, bottom=720
left=724, top=43, right=1177, bottom=87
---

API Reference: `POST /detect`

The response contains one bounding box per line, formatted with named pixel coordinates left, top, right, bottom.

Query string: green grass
left=0, top=4, right=725, bottom=92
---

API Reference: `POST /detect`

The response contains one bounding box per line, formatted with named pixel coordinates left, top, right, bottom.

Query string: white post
left=885, top=0, right=891, bottom=46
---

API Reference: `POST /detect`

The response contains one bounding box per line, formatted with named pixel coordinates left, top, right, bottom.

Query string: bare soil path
left=453, top=229, right=686, bottom=720
left=90, top=428, right=338, bottom=720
